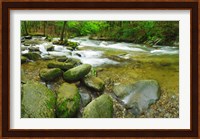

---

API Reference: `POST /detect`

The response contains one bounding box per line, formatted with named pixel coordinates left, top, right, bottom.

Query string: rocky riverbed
left=21, top=36, right=179, bottom=118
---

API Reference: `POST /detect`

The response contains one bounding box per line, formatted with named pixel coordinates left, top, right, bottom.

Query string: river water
left=21, top=36, right=179, bottom=118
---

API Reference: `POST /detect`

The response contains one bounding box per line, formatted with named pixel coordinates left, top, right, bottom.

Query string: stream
left=21, top=36, right=179, bottom=118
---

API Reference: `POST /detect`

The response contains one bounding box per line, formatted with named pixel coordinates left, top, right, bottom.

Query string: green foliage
left=21, top=21, right=179, bottom=46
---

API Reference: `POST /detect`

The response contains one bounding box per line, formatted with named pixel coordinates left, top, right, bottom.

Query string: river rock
left=83, top=76, right=105, bottom=91
left=23, top=52, right=41, bottom=61
left=42, top=55, right=54, bottom=60
left=63, top=64, right=92, bottom=82
left=65, top=58, right=82, bottom=66
left=21, top=45, right=27, bottom=51
left=45, top=45, right=54, bottom=51
left=79, top=87, right=92, bottom=107
left=48, top=61, right=74, bottom=71
left=21, top=81, right=56, bottom=118
left=57, top=56, right=68, bottom=62
left=113, top=80, right=161, bottom=115
left=28, top=46, right=40, bottom=52
left=83, top=94, right=113, bottom=118
left=56, top=83, right=81, bottom=118
left=21, top=69, right=27, bottom=84
left=21, top=56, right=27, bottom=64
left=24, top=35, right=32, bottom=39
left=39, top=68, right=62, bottom=82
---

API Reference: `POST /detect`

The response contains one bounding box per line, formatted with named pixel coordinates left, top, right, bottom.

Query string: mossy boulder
left=66, top=41, right=79, bottom=50
left=56, top=83, right=81, bottom=118
left=65, top=58, right=82, bottom=66
left=21, top=56, right=27, bottom=64
left=63, top=64, right=92, bottom=82
left=48, top=61, right=74, bottom=71
left=39, top=68, right=62, bottom=82
left=83, top=76, right=105, bottom=91
left=113, top=80, right=161, bottom=116
left=21, top=69, right=27, bottom=84
left=21, top=81, right=56, bottom=118
left=83, top=94, right=113, bottom=118
left=23, top=52, right=41, bottom=61
left=28, top=46, right=40, bottom=52
left=57, top=56, right=68, bottom=62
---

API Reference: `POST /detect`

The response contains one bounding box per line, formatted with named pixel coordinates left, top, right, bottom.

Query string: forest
left=21, top=21, right=179, bottom=118
left=21, top=21, right=179, bottom=46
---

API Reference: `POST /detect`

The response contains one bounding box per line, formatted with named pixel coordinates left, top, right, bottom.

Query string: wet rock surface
left=21, top=81, right=56, bottom=118
left=113, top=80, right=160, bottom=116
left=63, top=64, right=92, bottom=82
left=83, top=76, right=105, bottom=92
left=83, top=94, right=113, bottom=118
left=56, top=83, right=81, bottom=118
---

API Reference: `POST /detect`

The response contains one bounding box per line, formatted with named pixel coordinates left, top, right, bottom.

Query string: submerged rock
left=83, top=76, right=105, bottom=91
left=23, top=52, right=41, bottom=61
left=39, top=68, right=62, bottom=82
left=21, top=56, right=27, bottom=64
left=113, top=80, right=160, bottom=116
left=83, top=94, right=113, bottom=118
left=21, top=81, right=56, bottom=118
left=56, top=83, right=81, bottom=118
left=45, top=45, right=54, bottom=51
left=63, top=64, right=91, bottom=82
left=48, top=61, right=74, bottom=71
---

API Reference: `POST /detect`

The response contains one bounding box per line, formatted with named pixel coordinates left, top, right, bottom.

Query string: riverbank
left=21, top=36, right=179, bottom=118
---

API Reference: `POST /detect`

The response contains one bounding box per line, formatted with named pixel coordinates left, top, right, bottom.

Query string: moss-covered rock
left=66, top=41, right=79, bottom=50
left=56, top=83, right=81, bottom=118
left=28, top=46, right=40, bottom=52
left=39, top=68, right=62, bottom=82
left=57, top=56, right=68, bottom=62
left=83, top=76, right=105, bottom=91
left=21, top=69, right=27, bottom=84
left=83, top=94, right=113, bottom=118
left=65, top=58, right=82, bottom=66
left=21, top=81, right=56, bottom=118
left=21, top=56, right=27, bottom=64
left=23, top=52, right=41, bottom=61
left=63, top=64, right=91, bottom=82
left=48, top=61, right=74, bottom=71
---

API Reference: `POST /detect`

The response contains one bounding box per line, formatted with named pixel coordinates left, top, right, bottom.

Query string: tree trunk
left=60, top=21, right=67, bottom=41
left=24, top=21, right=28, bottom=35
left=44, top=21, right=47, bottom=36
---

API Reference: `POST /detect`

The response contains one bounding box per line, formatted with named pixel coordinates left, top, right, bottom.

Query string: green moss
left=48, top=61, right=74, bottom=71
left=23, top=52, right=41, bottom=61
left=21, top=56, right=27, bottom=64
left=21, top=81, right=56, bottom=118
left=39, top=68, right=62, bottom=81
left=63, top=64, right=92, bottom=82
left=83, top=94, right=113, bottom=118
left=66, top=41, right=79, bottom=50
left=56, top=83, right=81, bottom=118
left=83, top=76, right=105, bottom=91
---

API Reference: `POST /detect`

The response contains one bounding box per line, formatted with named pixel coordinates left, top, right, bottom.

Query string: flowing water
left=21, top=36, right=179, bottom=118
